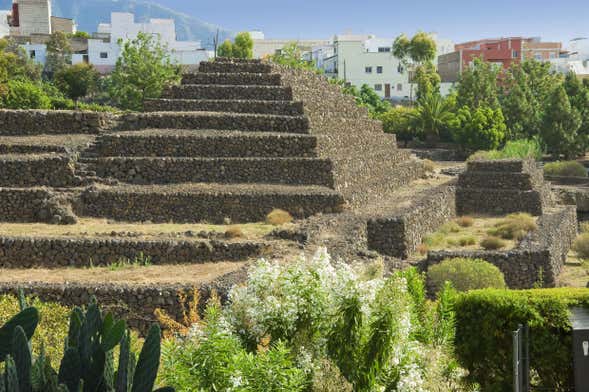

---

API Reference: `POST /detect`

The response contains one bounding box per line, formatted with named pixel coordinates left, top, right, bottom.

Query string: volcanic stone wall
left=367, top=184, right=457, bottom=258
left=0, top=236, right=265, bottom=268
left=426, top=206, right=577, bottom=288
left=271, top=64, right=425, bottom=207
left=0, top=273, right=244, bottom=334
left=0, top=110, right=111, bottom=135
left=457, top=159, right=553, bottom=216
left=0, top=154, right=79, bottom=187
left=0, top=188, right=77, bottom=224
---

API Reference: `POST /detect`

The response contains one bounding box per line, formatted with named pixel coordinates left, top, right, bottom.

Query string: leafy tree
left=68, top=31, right=90, bottom=39
left=501, top=60, right=560, bottom=139
left=54, top=63, right=99, bottom=107
left=232, top=32, right=254, bottom=59
left=217, top=39, right=233, bottom=57
left=414, top=61, right=441, bottom=101
left=0, top=38, right=42, bottom=82
left=44, top=31, right=72, bottom=79
left=109, top=32, right=181, bottom=111
left=358, top=84, right=391, bottom=116
left=455, top=57, right=500, bottom=109
left=452, top=105, right=507, bottom=151
left=393, top=32, right=438, bottom=103
left=411, top=93, right=455, bottom=143
left=271, top=41, right=316, bottom=70
left=564, top=71, right=589, bottom=152
left=1, top=79, right=51, bottom=109
left=379, top=106, right=418, bottom=146
left=541, top=84, right=582, bottom=159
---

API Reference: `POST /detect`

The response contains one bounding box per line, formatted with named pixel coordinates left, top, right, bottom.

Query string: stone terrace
left=0, top=57, right=428, bottom=331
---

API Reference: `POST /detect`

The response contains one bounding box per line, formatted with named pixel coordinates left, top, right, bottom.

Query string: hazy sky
left=157, top=0, right=588, bottom=46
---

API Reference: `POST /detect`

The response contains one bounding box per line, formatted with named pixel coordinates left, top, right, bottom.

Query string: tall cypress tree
left=541, top=84, right=582, bottom=159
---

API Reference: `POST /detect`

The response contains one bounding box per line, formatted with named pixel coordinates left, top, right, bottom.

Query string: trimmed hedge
left=454, top=288, right=589, bottom=391
left=427, top=257, right=506, bottom=293
left=544, top=161, right=588, bottom=178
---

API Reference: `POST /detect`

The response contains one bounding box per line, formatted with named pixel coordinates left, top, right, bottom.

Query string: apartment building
left=438, top=37, right=562, bottom=82
left=550, top=37, right=589, bottom=79
left=317, top=33, right=454, bottom=100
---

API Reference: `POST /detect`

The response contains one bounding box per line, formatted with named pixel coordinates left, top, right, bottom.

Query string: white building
left=316, top=33, right=454, bottom=101
left=9, top=0, right=51, bottom=36
left=249, top=30, right=331, bottom=59
left=550, top=37, right=589, bottom=79
left=86, top=12, right=208, bottom=72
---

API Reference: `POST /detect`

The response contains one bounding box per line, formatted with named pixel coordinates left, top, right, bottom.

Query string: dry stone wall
left=0, top=110, right=111, bottom=135
left=271, top=64, right=424, bottom=207
left=426, top=206, right=577, bottom=288
left=0, top=154, right=80, bottom=187
left=367, top=184, right=457, bottom=258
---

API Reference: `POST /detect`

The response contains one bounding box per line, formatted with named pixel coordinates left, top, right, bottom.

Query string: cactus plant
left=0, top=294, right=174, bottom=392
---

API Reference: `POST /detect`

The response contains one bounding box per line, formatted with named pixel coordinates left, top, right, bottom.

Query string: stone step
left=82, top=157, right=334, bottom=187
left=163, top=85, right=292, bottom=101
left=199, top=61, right=271, bottom=74
left=0, top=236, right=265, bottom=268
left=80, top=183, right=344, bottom=223
left=0, top=154, right=80, bottom=187
left=181, top=72, right=281, bottom=86
left=91, top=130, right=318, bottom=158
left=0, top=187, right=56, bottom=223
left=143, top=99, right=304, bottom=116
left=120, top=112, right=309, bottom=134
left=214, top=57, right=263, bottom=64
left=0, top=135, right=95, bottom=154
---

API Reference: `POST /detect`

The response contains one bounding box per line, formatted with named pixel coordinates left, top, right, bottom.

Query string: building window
left=534, top=53, right=542, bottom=60
left=397, top=64, right=404, bottom=73
left=377, top=66, right=383, bottom=74
left=378, top=47, right=391, bottom=53
left=397, top=83, right=403, bottom=91
left=29, top=50, right=35, bottom=59
left=512, top=50, right=519, bottom=59
left=549, top=52, right=556, bottom=59
left=374, top=84, right=382, bottom=91
left=100, top=52, right=108, bottom=59
left=83, top=54, right=89, bottom=63
left=365, top=66, right=372, bottom=74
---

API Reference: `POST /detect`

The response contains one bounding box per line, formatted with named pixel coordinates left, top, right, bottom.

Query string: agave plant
left=0, top=292, right=174, bottom=392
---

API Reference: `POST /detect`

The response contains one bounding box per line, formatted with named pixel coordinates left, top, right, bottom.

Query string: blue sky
left=158, top=0, right=588, bottom=46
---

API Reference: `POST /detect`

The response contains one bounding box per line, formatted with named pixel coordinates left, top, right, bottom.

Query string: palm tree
left=411, top=93, right=455, bottom=144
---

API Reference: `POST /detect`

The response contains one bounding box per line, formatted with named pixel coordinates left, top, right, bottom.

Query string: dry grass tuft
left=480, top=236, right=506, bottom=250
left=573, top=233, right=589, bottom=259
left=224, top=226, right=244, bottom=239
left=488, top=213, right=537, bottom=241
left=265, top=209, right=293, bottom=226
left=423, top=159, right=436, bottom=173
left=458, top=236, right=477, bottom=247
left=417, top=243, right=429, bottom=256
left=456, top=216, right=475, bottom=228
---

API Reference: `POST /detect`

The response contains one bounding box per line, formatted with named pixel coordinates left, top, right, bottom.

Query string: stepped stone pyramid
left=0, top=58, right=425, bottom=331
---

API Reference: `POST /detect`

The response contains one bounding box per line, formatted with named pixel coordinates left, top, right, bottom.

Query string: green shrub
left=500, top=139, right=543, bottom=160
left=379, top=106, right=419, bottom=146
left=480, top=236, right=506, bottom=250
left=544, top=161, right=588, bottom=177
left=458, top=236, right=476, bottom=246
left=2, top=79, right=51, bottom=109
left=488, top=213, right=537, bottom=240
left=451, top=105, right=507, bottom=151
left=0, top=294, right=69, bottom=362
left=428, top=258, right=506, bottom=293
left=573, top=232, right=589, bottom=259
left=454, top=288, right=589, bottom=391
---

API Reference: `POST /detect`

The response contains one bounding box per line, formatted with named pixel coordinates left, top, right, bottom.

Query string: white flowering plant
left=160, top=249, right=472, bottom=392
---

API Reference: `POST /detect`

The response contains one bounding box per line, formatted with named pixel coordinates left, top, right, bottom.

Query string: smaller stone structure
left=457, top=158, right=553, bottom=216
left=426, top=206, right=577, bottom=288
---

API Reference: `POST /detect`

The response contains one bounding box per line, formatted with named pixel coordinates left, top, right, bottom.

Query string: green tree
left=393, top=32, right=438, bottom=103
left=411, top=93, right=455, bottom=143
left=217, top=39, right=233, bottom=57
left=54, top=63, right=99, bottom=107
left=232, top=32, right=254, bottom=59
left=564, top=71, right=589, bottom=153
left=44, top=31, right=72, bottom=79
left=501, top=60, right=560, bottom=139
left=379, top=106, right=418, bottom=146
left=1, top=79, right=51, bottom=109
left=109, top=32, right=181, bottom=111
left=271, top=41, right=316, bottom=70
left=68, top=31, right=90, bottom=39
left=541, top=84, right=582, bottom=159
left=452, top=105, right=507, bottom=151
left=358, top=84, right=391, bottom=117
left=414, top=61, right=441, bottom=101
left=0, top=38, right=42, bottom=82
left=455, top=57, right=500, bottom=109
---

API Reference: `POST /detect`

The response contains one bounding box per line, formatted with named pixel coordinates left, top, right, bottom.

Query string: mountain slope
left=0, top=0, right=232, bottom=48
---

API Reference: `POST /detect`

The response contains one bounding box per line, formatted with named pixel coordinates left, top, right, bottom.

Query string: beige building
left=249, top=30, right=330, bottom=59
left=10, top=0, right=51, bottom=36
left=51, top=16, right=75, bottom=34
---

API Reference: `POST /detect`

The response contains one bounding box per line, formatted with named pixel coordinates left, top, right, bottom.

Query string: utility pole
left=213, top=28, right=219, bottom=59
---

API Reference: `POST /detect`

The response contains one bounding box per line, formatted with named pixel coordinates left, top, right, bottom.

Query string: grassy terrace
left=420, top=214, right=539, bottom=254
left=0, top=218, right=278, bottom=240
